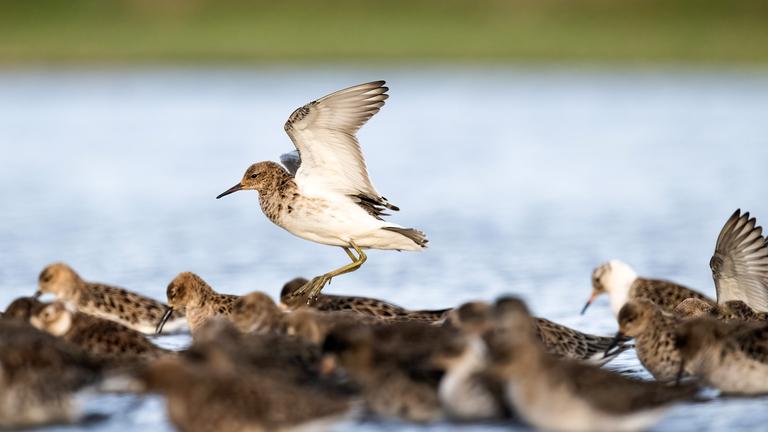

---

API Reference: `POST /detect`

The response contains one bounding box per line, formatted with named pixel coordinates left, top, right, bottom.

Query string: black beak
left=33, top=290, right=42, bottom=299
left=603, top=332, right=626, bottom=359
left=216, top=183, right=242, bottom=199
left=581, top=291, right=599, bottom=315
left=580, top=300, right=591, bottom=315
left=156, top=307, right=174, bottom=334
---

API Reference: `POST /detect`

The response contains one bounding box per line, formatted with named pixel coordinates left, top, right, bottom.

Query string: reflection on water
left=1, top=67, right=768, bottom=431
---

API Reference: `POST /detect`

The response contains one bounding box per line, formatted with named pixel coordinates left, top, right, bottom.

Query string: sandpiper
left=283, top=308, right=374, bottom=345
left=675, top=317, right=768, bottom=394
left=156, top=272, right=239, bottom=335
left=3, top=296, right=44, bottom=321
left=185, top=317, right=347, bottom=389
left=30, top=302, right=170, bottom=365
left=675, top=298, right=768, bottom=322
left=321, top=322, right=445, bottom=423
left=612, top=300, right=684, bottom=382
left=485, top=296, right=697, bottom=432
left=216, top=81, right=427, bottom=305
left=0, top=318, right=103, bottom=428
left=281, top=277, right=450, bottom=322
left=445, top=300, right=630, bottom=364
left=36, top=262, right=185, bottom=334
left=582, top=259, right=713, bottom=317
left=430, top=301, right=510, bottom=421
left=583, top=209, right=768, bottom=316
left=140, top=355, right=353, bottom=432
left=229, top=291, right=286, bottom=334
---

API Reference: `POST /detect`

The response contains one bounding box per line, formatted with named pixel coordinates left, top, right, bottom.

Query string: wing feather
left=283, top=81, right=398, bottom=218
left=711, top=209, right=768, bottom=312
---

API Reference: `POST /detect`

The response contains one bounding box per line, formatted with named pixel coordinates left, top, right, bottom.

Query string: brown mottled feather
left=631, top=278, right=714, bottom=313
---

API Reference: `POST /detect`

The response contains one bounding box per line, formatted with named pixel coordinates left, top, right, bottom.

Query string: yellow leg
left=343, top=247, right=357, bottom=262
left=331, top=242, right=366, bottom=278
left=286, top=241, right=367, bottom=306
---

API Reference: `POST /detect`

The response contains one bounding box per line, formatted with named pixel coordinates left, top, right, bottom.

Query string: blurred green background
left=1, top=0, right=767, bottom=65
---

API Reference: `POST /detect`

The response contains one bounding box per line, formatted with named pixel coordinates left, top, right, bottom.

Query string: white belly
left=703, top=351, right=768, bottom=394
left=277, top=198, right=419, bottom=250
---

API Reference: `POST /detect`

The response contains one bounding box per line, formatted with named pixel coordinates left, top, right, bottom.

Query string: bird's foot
left=284, top=274, right=331, bottom=308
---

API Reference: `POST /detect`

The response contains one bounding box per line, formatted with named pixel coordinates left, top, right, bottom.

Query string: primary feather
left=283, top=81, right=399, bottom=218
left=711, top=209, right=768, bottom=312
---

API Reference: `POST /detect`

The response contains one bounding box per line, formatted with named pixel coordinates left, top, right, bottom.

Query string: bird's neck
left=258, top=174, right=298, bottom=224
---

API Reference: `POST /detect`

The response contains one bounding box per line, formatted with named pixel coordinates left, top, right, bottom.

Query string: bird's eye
left=250, top=174, right=258, bottom=179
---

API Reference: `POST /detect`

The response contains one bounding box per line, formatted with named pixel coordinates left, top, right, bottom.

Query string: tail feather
left=381, top=227, right=428, bottom=248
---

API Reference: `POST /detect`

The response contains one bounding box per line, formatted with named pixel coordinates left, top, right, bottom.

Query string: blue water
left=1, top=67, right=767, bottom=431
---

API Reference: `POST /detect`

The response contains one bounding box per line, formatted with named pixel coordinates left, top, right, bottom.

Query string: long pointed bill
left=216, top=183, right=243, bottom=199
left=156, top=307, right=174, bottom=335
left=603, top=332, right=626, bottom=359
left=580, top=290, right=599, bottom=315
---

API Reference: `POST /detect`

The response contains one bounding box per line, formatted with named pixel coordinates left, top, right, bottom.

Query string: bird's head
left=165, top=272, right=211, bottom=311
left=30, top=302, right=73, bottom=337
left=445, top=301, right=494, bottom=336
left=36, top=263, right=82, bottom=300
left=216, top=161, right=285, bottom=199
left=616, top=299, right=656, bottom=337
left=231, top=291, right=282, bottom=334
left=581, top=259, right=638, bottom=315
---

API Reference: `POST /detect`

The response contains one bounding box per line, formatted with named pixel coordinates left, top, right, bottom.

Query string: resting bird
left=216, top=81, right=427, bottom=304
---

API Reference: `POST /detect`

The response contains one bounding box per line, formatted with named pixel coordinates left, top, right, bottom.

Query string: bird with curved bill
left=216, top=81, right=427, bottom=305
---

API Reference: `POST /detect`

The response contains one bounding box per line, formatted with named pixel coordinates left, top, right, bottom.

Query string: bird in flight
left=217, top=81, right=427, bottom=304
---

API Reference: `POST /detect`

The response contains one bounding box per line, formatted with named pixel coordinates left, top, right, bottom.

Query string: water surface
left=1, top=67, right=767, bottom=431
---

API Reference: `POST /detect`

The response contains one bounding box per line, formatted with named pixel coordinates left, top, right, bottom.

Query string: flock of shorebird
left=2, top=81, right=768, bottom=432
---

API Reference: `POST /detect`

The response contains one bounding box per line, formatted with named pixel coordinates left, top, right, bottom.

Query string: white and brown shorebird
left=582, top=209, right=768, bottom=316
left=216, top=81, right=427, bottom=304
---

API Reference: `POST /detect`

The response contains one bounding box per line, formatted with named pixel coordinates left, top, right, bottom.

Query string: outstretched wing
left=283, top=81, right=398, bottom=219
left=711, top=209, right=768, bottom=312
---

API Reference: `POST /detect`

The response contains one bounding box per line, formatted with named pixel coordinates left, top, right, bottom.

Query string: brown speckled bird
left=36, top=263, right=185, bottom=334
left=30, top=302, right=170, bottom=365
left=613, top=300, right=684, bottom=382
left=485, top=296, right=697, bottom=432
left=445, top=300, right=630, bottom=365
left=229, top=291, right=286, bottom=334
left=215, top=81, right=427, bottom=306
left=321, top=322, right=449, bottom=423
left=430, top=301, right=510, bottom=421
left=281, top=277, right=450, bottom=323
left=283, top=308, right=373, bottom=345
left=0, top=318, right=104, bottom=428
left=675, top=317, right=768, bottom=395
left=140, top=354, right=353, bottom=432
left=156, top=272, right=239, bottom=336
left=675, top=298, right=768, bottom=322
left=582, top=259, right=712, bottom=318
left=583, top=209, right=768, bottom=317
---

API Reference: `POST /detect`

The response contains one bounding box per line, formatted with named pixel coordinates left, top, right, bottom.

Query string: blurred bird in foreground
left=675, top=317, right=768, bottom=395
left=485, top=297, right=698, bottom=432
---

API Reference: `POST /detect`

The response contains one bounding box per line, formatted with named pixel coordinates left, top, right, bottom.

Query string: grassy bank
left=1, top=0, right=767, bottom=64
